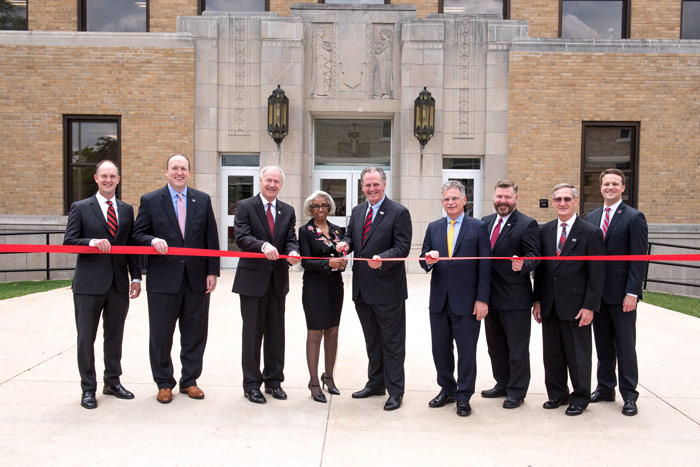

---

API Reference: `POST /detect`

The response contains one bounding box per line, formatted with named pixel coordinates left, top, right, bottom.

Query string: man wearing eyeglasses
left=533, top=183, right=605, bottom=416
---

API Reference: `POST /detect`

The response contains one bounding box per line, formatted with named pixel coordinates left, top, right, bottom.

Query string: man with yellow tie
left=420, top=180, right=492, bottom=417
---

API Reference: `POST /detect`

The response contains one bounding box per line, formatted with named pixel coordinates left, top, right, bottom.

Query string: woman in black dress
left=299, top=191, right=347, bottom=403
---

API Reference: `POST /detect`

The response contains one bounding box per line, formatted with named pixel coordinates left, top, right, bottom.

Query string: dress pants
left=485, top=307, right=531, bottom=399
left=542, top=310, right=592, bottom=408
left=593, top=301, right=639, bottom=401
left=355, top=295, right=406, bottom=397
left=147, top=272, right=209, bottom=389
left=74, top=282, right=129, bottom=391
left=430, top=303, right=481, bottom=401
left=240, top=280, right=286, bottom=391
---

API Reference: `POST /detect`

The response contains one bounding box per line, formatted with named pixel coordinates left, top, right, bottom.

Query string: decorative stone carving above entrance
left=311, top=23, right=334, bottom=98
left=370, top=24, right=394, bottom=99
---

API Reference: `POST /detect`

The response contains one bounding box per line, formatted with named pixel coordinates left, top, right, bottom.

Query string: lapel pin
left=617, top=210, right=621, bottom=214
left=572, top=238, right=577, bottom=242
left=278, top=210, right=281, bottom=215
left=506, top=223, right=511, bottom=227
left=192, top=198, right=196, bottom=203
left=380, top=211, right=384, bottom=215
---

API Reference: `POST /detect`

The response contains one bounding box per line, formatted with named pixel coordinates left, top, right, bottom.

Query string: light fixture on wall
left=267, top=85, right=289, bottom=150
left=413, top=86, right=435, bottom=151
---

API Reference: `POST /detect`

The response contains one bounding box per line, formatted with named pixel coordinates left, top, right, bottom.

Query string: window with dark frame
left=439, top=0, right=509, bottom=18
left=319, top=1, right=390, bottom=4
left=682, top=1, right=700, bottom=39
left=199, top=0, right=268, bottom=13
left=580, top=122, right=639, bottom=217
left=560, top=0, right=630, bottom=39
left=79, top=0, right=148, bottom=32
left=0, top=0, right=27, bottom=30
left=64, top=116, right=121, bottom=213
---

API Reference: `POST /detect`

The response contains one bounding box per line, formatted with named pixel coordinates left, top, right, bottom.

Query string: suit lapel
left=254, top=194, right=273, bottom=240
left=363, top=198, right=389, bottom=245
left=558, top=216, right=581, bottom=260
left=452, top=216, right=468, bottom=254
left=493, top=210, right=518, bottom=251
left=89, top=195, right=111, bottom=236
left=184, top=189, right=197, bottom=241
left=115, top=199, right=128, bottom=238
left=159, top=186, right=182, bottom=240
left=605, top=202, right=626, bottom=243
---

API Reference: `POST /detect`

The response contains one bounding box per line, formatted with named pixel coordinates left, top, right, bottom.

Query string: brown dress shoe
left=179, top=385, right=205, bottom=399
left=157, top=388, right=173, bottom=404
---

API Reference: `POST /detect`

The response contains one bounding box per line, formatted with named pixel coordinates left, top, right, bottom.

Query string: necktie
left=266, top=202, right=275, bottom=236
left=362, top=208, right=373, bottom=245
left=602, top=207, right=611, bottom=238
left=447, top=220, right=456, bottom=258
left=557, top=222, right=567, bottom=256
left=177, top=192, right=186, bottom=238
left=106, top=200, right=118, bottom=237
left=490, top=217, right=502, bottom=250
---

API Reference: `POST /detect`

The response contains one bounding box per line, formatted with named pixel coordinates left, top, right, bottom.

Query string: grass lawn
left=0, top=279, right=73, bottom=301
left=643, top=290, right=700, bottom=319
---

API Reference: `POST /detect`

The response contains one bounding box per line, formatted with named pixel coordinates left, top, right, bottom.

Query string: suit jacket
left=132, top=185, right=220, bottom=294
left=481, top=209, right=540, bottom=310
left=232, top=194, right=299, bottom=298
left=63, top=194, right=141, bottom=295
left=534, top=216, right=605, bottom=321
left=585, top=202, right=648, bottom=305
left=299, top=219, right=344, bottom=280
left=342, top=197, right=411, bottom=305
left=420, top=216, right=492, bottom=315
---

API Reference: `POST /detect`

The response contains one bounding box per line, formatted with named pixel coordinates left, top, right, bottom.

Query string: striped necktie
left=106, top=200, right=118, bottom=237
left=362, top=208, right=373, bottom=245
left=557, top=222, right=567, bottom=256
left=602, top=207, right=611, bottom=238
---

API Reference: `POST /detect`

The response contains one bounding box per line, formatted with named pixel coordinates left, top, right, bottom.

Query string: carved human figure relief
left=372, top=29, right=393, bottom=99
left=311, top=26, right=333, bottom=97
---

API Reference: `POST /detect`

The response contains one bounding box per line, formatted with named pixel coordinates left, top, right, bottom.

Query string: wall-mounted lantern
left=413, top=86, right=435, bottom=150
left=267, top=84, right=289, bottom=149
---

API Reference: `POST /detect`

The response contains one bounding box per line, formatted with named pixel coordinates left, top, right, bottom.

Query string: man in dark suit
left=133, top=154, right=220, bottom=404
left=480, top=180, right=540, bottom=409
left=63, top=160, right=141, bottom=409
left=336, top=166, right=412, bottom=411
left=232, top=165, right=300, bottom=404
left=533, top=183, right=605, bottom=416
left=585, top=168, right=647, bottom=416
left=420, top=180, right=491, bottom=417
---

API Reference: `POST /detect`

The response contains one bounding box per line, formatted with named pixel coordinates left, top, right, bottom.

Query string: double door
left=219, top=167, right=259, bottom=268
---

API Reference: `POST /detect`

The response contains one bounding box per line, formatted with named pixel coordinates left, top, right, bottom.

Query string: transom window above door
left=314, top=119, right=391, bottom=169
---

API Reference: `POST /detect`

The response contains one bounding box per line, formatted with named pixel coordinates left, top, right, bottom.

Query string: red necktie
left=362, top=208, right=373, bottom=245
left=602, top=207, right=611, bottom=238
left=557, top=222, right=567, bottom=256
left=490, top=217, right=502, bottom=250
left=106, top=200, right=118, bottom=237
left=266, top=202, right=275, bottom=237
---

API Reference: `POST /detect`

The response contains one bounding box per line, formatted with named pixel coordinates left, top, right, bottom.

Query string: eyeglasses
left=311, top=204, right=330, bottom=211
left=553, top=197, right=573, bottom=203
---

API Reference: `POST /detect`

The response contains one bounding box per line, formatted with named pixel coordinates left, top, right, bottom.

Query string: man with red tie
left=533, top=183, right=605, bottom=416
left=64, top=160, right=141, bottom=409
left=585, top=169, right=647, bottom=416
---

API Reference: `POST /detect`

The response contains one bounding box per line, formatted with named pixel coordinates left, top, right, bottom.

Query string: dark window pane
left=324, top=1, right=385, bottom=4
left=443, top=157, right=481, bottom=170
left=204, top=0, right=266, bottom=11
left=71, top=166, right=99, bottom=203
left=683, top=2, right=700, bottom=39
left=443, top=0, right=504, bottom=15
left=227, top=176, right=254, bottom=216
left=0, top=0, right=27, bottom=30
left=222, top=154, right=260, bottom=166
left=84, top=0, right=147, bottom=32
left=315, top=119, right=391, bottom=168
left=320, top=178, right=347, bottom=217
left=562, top=1, right=623, bottom=39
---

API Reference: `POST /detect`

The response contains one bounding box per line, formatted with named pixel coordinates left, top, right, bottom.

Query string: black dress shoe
left=428, top=393, right=456, bottom=408
left=321, top=373, right=341, bottom=396
left=622, top=399, right=638, bottom=416
left=103, top=384, right=135, bottom=400
left=383, top=395, right=402, bottom=411
left=352, top=386, right=387, bottom=399
left=543, top=397, right=569, bottom=409
left=503, top=396, right=524, bottom=409
left=244, top=389, right=267, bottom=404
left=590, top=389, right=615, bottom=403
left=565, top=404, right=585, bottom=416
left=81, top=390, right=97, bottom=409
left=264, top=386, right=288, bottom=400
left=456, top=400, right=472, bottom=416
left=481, top=386, right=507, bottom=398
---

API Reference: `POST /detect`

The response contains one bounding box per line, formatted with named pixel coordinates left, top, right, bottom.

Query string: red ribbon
left=0, top=244, right=698, bottom=262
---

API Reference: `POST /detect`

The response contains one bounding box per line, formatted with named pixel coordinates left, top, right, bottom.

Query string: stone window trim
left=559, top=0, right=630, bottom=39
left=579, top=121, right=640, bottom=216
left=681, top=0, right=700, bottom=39
left=438, top=1, right=510, bottom=19
left=318, top=1, right=391, bottom=4
left=63, top=115, right=122, bottom=214
left=198, top=0, right=270, bottom=14
left=78, top=0, right=150, bottom=32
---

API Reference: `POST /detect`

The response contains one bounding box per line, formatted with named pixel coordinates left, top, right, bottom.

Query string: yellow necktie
left=447, top=220, right=456, bottom=258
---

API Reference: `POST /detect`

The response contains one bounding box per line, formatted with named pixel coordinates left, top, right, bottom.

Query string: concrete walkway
left=1, top=270, right=699, bottom=466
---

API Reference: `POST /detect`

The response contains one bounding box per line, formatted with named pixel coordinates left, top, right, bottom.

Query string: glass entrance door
left=220, top=166, right=259, bottom=268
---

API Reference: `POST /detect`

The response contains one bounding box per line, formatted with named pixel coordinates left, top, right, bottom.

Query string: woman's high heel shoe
left=321, top=373, right=340, bottom=396
left=308, top=383, right=327, bottom=403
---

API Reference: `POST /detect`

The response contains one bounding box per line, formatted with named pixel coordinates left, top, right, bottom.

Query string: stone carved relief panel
left=369, top=24, right=394, bottom=99
left=456, top=19, right=475, bottom=139
left=311, top=23, right=335, bottom=98
left=230, top=17, right=248, bottom=136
